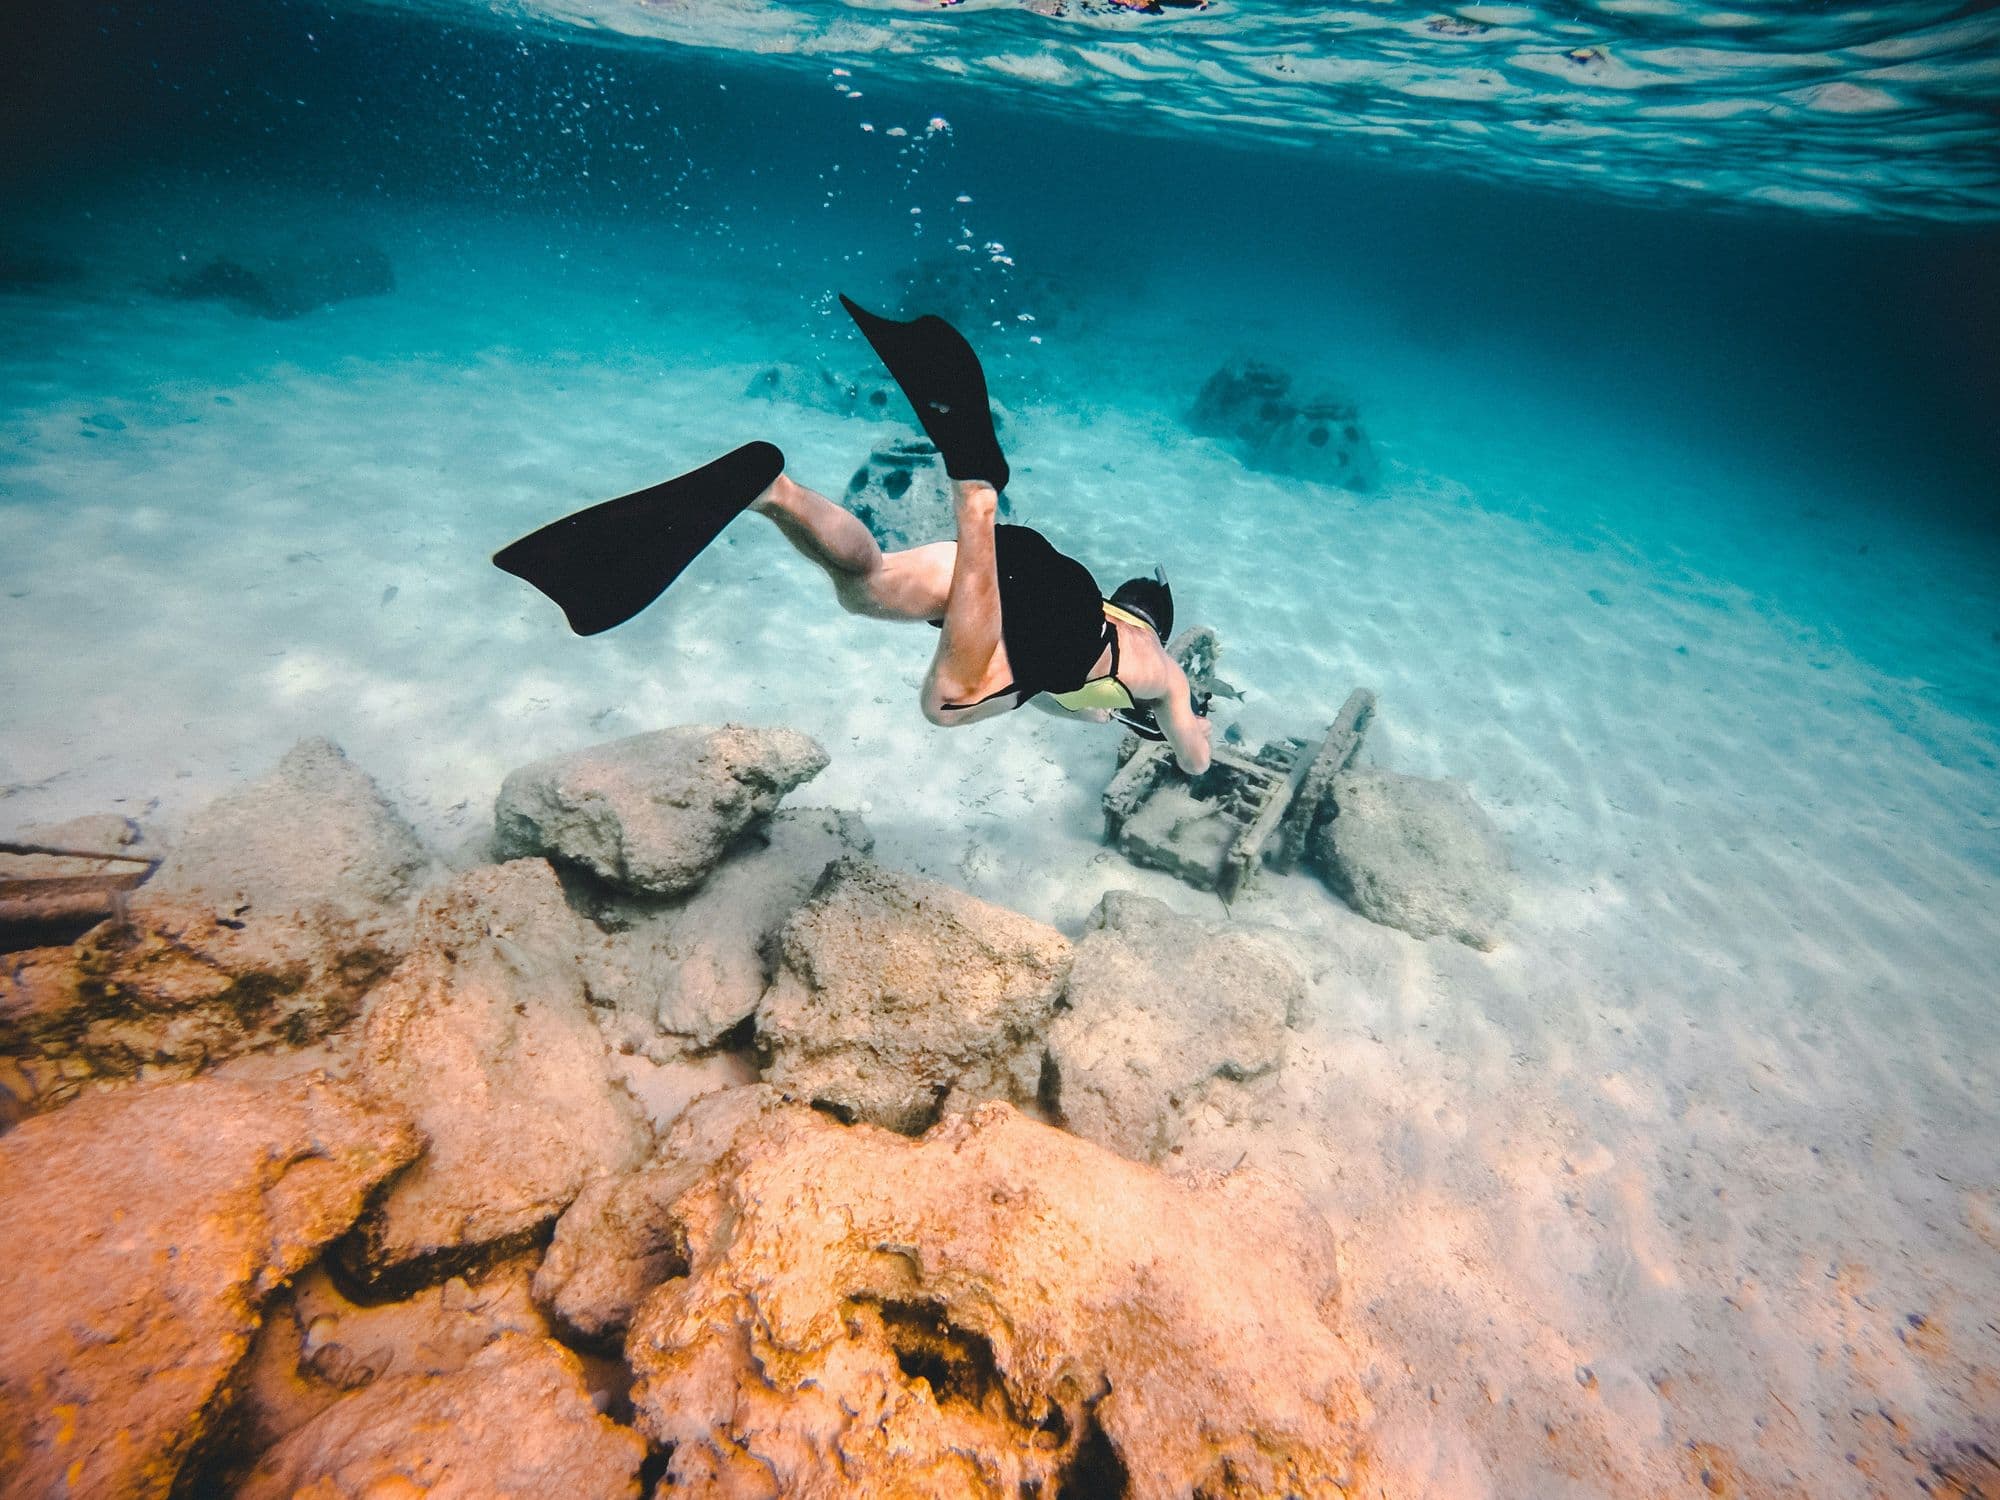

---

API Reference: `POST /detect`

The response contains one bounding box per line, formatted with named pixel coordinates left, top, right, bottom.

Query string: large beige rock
left=0, top=1071, right=417, bottom=1499
left=0, top=739, right=432, bottom=1102
left=535, top=1084, right=776, bottom=1342
left=236, top=1255, right=556, bottom=1446
left=1045, top=891, right=1304, bottom=1163
left=234, top=1333, right=644, bottom=1500
left=584, top=807, right=872, bottom=1057
left=342, top=860, right=651, bottom=1287
left=1313, top=767, right=1513, bottom=949
left=494, top=724, right=828, bottom=896
left=599, top=1088, right=1364, bottom=1497
left=755, top=859, right=1073, bottom=1133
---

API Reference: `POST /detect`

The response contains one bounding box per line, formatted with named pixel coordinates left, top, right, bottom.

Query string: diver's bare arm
left=921, top=480, right=1010, bottom=721
left=1157, top=662, right=1213, bottom=775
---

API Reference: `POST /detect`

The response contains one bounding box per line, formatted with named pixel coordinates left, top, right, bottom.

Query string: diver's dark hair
left=1109, top=567, right=1173, bottom=644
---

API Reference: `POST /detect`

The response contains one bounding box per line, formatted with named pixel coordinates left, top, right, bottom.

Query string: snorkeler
left=494, top=295, right=1212, bottom=776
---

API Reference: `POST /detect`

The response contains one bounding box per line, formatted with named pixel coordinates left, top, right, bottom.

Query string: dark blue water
left=7, top=0, right=1998, bottom=736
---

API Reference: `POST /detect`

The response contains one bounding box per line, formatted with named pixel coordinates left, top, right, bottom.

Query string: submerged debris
left=1103, top=625, right=1375, bottom=900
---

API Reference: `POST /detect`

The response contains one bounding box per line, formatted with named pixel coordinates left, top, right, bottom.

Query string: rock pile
left=555, top=1087, right=1366, bottom=1496
left=155, top=237, right=394, bottom=319
left=1, top=738, right=431, bottom=1112
left=1189, top=357, right=1379, bottom=492
left=0, top=722, right=1365, bottom=1495
left=744, top=359, right=902, bottom=421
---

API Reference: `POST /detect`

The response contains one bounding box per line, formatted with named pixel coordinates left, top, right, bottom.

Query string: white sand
left=3, top=209, right=1996, bottom=1496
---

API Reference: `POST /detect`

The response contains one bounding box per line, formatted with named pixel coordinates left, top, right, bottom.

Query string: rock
left=1313, top=767, right=1512, bottom=949
left=0, top=1071, right=418, bottom=1500
left=233, top=1334, right=644, bottom=1500
left=1044, top=891, right=1304, bottom=1163
left=609, top=1087, right=1366, bottom=1496
left=841, top=436, right=1015, bottom=550
left=225, top=1254, right=561, bottom=1466
left=155, top=237, right=394, bottom=319
left=755, top=859, right=1072, bottom=1133
left=1188, top=358, right=1378, bottom=492
left=744, top=359, right=901, bottom=420
left=535, top=1083, right=776, bottom=1343
left=0, top=739, right=431, bottom=1104
left=493, top=724, right=828, bottom=897
left=584, top=807, right=873, bottom=1056
left=341, top=860, right=651, bottom=1288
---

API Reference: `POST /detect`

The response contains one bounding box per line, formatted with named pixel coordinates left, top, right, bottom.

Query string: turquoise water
left=5, top=1, right=1999, bottom=1493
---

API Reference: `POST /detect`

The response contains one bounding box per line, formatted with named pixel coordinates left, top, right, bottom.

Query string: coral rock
left=0, top=739, right=430, bottom=1103
left=494, top=724, right=828, bottom=896
left=1189, top=358, right=1378, bottom=492
left=234, top=1333, right=644, bottom=1500
left=745, top=359, right=901, bottom=420
left=1045, top=891, right=1304, bottom=1162
left=0, top=1071, right=417, bottom=1499
left=1314, top=767, right=1513, bottom=949
left=155, top=236, right=394, bottom=319
left=755, top=859, right=1072, bottom=1133
left=342, top=860, right=650, bottom=1287
left=842, top=437, right=1015, bottom=550
left=584, top=807, right=873, bottom=1056
left=609, top=1087, right=1366, bottom=1497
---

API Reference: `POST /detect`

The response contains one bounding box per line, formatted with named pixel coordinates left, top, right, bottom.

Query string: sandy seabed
left=2, top=230, right=1997, bottom=1496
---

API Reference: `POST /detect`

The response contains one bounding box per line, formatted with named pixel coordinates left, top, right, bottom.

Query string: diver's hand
left=1172, top=713, right=1212, bottom=776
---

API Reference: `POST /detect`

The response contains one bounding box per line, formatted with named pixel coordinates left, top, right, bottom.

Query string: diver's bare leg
left=752, top=474, right=879, bottom=580
left=921, top=480, right=1013, bottom=722
left=752, top=473, right=944, bottom=620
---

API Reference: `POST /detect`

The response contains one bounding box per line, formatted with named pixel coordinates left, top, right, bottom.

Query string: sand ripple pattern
left=374, top=0, right=2000, bottom=222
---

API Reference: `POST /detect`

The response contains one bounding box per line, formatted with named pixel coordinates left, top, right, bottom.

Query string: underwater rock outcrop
left=0, top=738, right=430, bottom=1110
left=232, top=1333, right=644, bottom=1500
left=842, top=435, right=1016, bottom=550
left=582, top=807, right=873, bottom=1057
left=1044, top=890, right=1304, bottom=1163
left=155, top=237, right=394, bottom=320
left=1188, top=358, right=1379, bottom=492
left=582, top=1086, right=1366, bottom=1496
left=1313, top=767, right=1513, bottom=949
left=754, top=858, right=1072, bottom=1133
left=0, top=1070, right=418, bottom=1499
left=493, top=723, right=828, bottom=897
left=340, top=860, right=651, bottom=1289
left=744, top=359, right=901, bottom=420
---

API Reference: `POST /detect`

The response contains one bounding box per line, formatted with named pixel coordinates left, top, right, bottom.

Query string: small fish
left=286, top=550, right=322, bottom=564
left=380, top=585, right=398, bottom=606
left=1208, top=676, right=1245, bottom=702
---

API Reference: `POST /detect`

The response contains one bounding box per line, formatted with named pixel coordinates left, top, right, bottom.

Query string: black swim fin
left=840, top=294, right=1010, bottom=492
left=493, top=440, right=784, bottom=636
